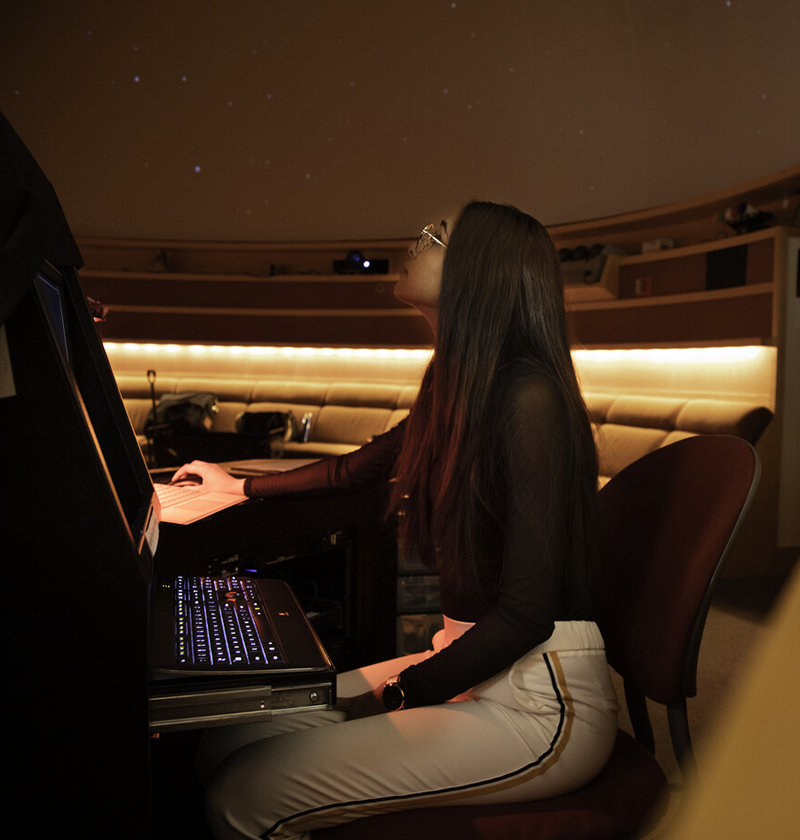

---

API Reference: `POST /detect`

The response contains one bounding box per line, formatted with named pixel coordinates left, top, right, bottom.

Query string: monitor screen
left=36, top=262, right=158, bottom=563
left=35, top=266, right=70, bottom=365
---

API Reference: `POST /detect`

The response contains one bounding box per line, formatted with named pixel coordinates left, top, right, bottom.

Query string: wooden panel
left=78, top=238, right=409, bottom=276
left=81, top=267, right=432, bottom=345
left=93, top=310, right=433, bottom=346
left=746, top=237, right=776, bottom=285
left=80, top=273, right=405, bottom=311
left=618, top=253, right=706, bottom=298
left=617, top=237, right=775, bottom=300
left=568, top=291, right=774, bottom=346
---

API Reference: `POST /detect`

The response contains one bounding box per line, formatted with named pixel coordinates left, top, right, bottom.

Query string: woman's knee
left=197, top=723, right=271, bottom=786
left=205, top=753, right=269, bottom=840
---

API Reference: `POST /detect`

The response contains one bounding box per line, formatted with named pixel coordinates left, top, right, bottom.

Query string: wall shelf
left=76, top=171, right=799, bottom=573
left=547, top=162, right=800, bottom=250
left=569, top=282, right=773, bottom=312
left=564, top=225, right=796, bottom=348
left=77, top=165, right=800, bottom=347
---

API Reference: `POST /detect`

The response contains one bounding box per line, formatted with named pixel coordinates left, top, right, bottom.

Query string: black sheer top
left=243, top=371, right=585, bottom=708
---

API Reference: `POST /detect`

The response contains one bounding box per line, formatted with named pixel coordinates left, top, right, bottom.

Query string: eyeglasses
left=414, top=223, right=448, bottom=254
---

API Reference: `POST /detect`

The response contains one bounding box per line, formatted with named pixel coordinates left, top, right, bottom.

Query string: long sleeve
left=399, top=373, right=575, bottom=707
left=243, top=418, right=406, bottom=498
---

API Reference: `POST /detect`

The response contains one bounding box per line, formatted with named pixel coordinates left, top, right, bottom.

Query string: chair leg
left=667, top=699, right=697, bottom=778
left=624, top=682, right=655, bottom=754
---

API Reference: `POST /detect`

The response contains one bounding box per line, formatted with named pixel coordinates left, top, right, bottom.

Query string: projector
left=333, top=250, right=389, bottom=275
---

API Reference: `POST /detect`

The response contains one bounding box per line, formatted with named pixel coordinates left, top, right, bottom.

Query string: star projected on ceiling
left=0, top=0, right=796, bottom=240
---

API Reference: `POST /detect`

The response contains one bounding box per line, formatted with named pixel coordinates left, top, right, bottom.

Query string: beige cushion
left=116, top=374, right=178, bottom=399
left=676, top=400, right=772, bottom=442
left=250, top=380, right=329, bottom=404
left=605, top=395, right=685, bottom=431
left=313, top=405, right=394, bottom=445
left=397, top=386, right=418, bottom=409
left=325, top=383, right=403, bottom=410
left=385, top=409, right=410, bottom=430
left=583, top=392, right=617, bottom=424
left=597, top=424, right=670, bottom=478
left=661, top=430, right=698, bottom=448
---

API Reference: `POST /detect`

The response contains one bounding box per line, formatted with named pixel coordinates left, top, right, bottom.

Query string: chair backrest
left=596, top=434, right=760, bottom=707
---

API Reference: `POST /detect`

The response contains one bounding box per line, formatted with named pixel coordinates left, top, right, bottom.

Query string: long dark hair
left=389, top=201, right=599, bottom=614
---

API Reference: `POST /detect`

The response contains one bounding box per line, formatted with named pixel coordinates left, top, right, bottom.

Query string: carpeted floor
left=614, top=574, right=791, bottom=838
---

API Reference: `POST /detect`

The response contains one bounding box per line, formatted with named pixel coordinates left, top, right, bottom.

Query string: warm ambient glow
left=106, top=342, right=768, bottom=366
left=103, top=342, right=435, bottom=383
left=572, top=344, right=776, bottom=409
left=105, top=342, right=433, bottom=362
left=103, top=341, right=776, bottom=408
left=572, top=346, right=765, bottom=365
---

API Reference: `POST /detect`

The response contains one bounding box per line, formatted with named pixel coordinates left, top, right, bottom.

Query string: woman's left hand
left=335, top=686, right=387, bottom=720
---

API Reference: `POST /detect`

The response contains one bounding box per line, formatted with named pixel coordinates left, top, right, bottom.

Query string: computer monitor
left=36, top=261, right=159, bottom=564
left=35, top=265, right=71, bottom=365
left=2, top=261, right=155, bottom=836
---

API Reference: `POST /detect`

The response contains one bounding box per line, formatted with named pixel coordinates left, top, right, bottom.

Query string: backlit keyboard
left=175, top=576, right=284, bottom=667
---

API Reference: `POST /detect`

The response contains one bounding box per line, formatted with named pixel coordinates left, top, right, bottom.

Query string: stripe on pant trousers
left=264, top=653, right=575, bottom=839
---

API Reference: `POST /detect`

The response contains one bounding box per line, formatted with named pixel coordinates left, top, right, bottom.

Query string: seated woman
left=172, top=201, right=619, bottom=840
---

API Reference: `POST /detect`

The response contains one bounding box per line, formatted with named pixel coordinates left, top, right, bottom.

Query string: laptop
left=153, top=482, right=245, bottom=525
left=149, top=574, right=336, bottom=733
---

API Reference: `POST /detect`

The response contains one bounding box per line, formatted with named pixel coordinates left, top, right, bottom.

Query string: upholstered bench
left=115, top=371, right=772, bottom=479
left=116, top=373, right=418, bottom=461
left=585, top=393, right=772, bottom=484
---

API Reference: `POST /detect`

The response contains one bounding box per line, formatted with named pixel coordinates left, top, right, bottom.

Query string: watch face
left=382, top=681, right=404, bottom=711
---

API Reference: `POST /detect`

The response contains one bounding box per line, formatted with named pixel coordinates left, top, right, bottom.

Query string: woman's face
left=395, top=217, right=453, bottom=327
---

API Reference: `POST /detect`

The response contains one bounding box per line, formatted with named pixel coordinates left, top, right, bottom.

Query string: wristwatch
left=382, top=676, right=405, bottom=711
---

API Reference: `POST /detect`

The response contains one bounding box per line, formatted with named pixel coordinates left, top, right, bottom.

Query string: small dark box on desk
left=706, top=244, right=747, bottom=290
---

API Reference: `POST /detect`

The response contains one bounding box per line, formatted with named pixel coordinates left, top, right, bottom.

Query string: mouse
left=170, top=473, right=203, bottom=486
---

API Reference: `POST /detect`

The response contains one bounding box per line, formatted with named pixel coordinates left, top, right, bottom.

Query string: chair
left=313, top=434, right=761, bottom=840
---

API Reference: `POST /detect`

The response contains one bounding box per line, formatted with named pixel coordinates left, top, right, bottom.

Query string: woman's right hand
left=170, top=460, right=247, bottom=497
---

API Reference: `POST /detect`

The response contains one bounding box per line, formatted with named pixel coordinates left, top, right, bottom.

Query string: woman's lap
left=202, top=640, right=618, bottom=840
left=197, top=651, right=433, bottom=785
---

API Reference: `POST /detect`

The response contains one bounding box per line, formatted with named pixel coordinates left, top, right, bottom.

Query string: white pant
left=200, top=620, right=619, bottom=840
